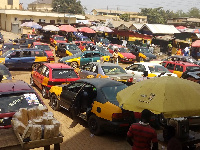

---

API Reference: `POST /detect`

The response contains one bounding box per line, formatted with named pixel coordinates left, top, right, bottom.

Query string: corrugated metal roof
left=92, top=9, right=138, bottom=15
left=131, top=24, right=144, bottom=30
left=141, top=24, right=180, bottom=34
left=0, top=10, right=85, bottom=19
left=30, top=0, right=53, bottom=4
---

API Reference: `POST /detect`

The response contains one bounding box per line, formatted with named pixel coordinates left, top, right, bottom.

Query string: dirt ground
left=0, top=30, right=168, bottom=150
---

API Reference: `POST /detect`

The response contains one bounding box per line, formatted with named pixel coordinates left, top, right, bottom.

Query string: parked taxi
left=50, top=35, right=66, bottom=47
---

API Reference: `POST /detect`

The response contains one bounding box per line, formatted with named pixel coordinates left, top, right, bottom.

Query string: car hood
left=45, top=51, right=54, bottom=56
left=143, top=53, right=157, bottom=59
left=120, top=53, right=136, bottom=59
left=108, top=73, right=133, bottom=79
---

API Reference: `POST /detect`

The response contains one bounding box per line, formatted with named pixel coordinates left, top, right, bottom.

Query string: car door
left=80, top=52, right=93, bottom=66
left=92, top=52, right=101, bottom=62
left=126, top=64, right=145, bottom=79
left=166, top=62, right=175, bottom=73
left=32, top=65, right=43, bottom=88
left=60, top=82, right=85, bottom=110
left=5, top=51, right=22, bottom=68
left=173, top=65, right=183, bottom=78
left=21, top=50, right=35, bottom=69
left=79, top=63, right=95, bottom=79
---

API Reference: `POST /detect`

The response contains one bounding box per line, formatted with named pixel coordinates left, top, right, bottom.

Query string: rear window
left=186, top=66, right=200, bottom=71
left=34, top=45, right=50, bottom=51
left=34, top=51, right=46, bottom=56
left=52, top=69, right=78, bottom=79
left=0, top=93, right=42, bottom=113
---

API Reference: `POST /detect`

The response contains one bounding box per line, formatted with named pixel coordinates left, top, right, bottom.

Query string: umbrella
left=96, top=26, right=113, bottom=32
left=59, top=25, right=77, bottom=32
left=192, top=29, right=200, bottom=33
left=43, top=25, right=59, bottom=31
left=78, top=27, right=96, bottom=33
left=31, top=24, right=42, bottom=29
left=117, top=76, right=200, bottom=118
left=192, top=40, right=200, bottom=47
left=21, top=21, right=39, bottom=27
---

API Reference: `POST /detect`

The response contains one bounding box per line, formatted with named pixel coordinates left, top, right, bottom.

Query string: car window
left=35, top=45, right=50, bottom=51
left=175, top=65, right=183, bottom=72
left=83, top=63, right=93, bottom=71
left=102, top=66, right=126, bottom=75
left=128, top=64, right=139, bottom=71
left=22, top=51, right=31, bottom=57
left=52, top=69, right=78, bottom=79
left=37, top=65, right=43, bottom=74
left=34, top=51, right=45, bottom=56
left=161, top=62, right=166, bottom=66
left=92, top=65, right=98, bottom=73
left=66, top=82, right=84, bottom=93
left=83, top=53, right=92, bottom=58
left=42, top=66, right=49, bottom=77
left=186, top=66, right=200, bottom=71
left=10, top=51, right=21, bottom=58
left=0, top=93, right=42, bottom=113
left=149, top=65, right=171, bottom=73
left=166, top=63, right=175, bottom=70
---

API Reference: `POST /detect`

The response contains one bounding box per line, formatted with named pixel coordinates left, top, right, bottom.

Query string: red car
left=30, top=63, right=80, bottom=98
left=108, top=44, right=136, bottom=63
left=161, top=61, right=200, bottom=78
left=73, top=41, right=95, bottom=51
left=32, top=42, right=55, bottom=62
left=0, top=79, right=44, bottom=129
left=50, top=35, right=67, bottom=47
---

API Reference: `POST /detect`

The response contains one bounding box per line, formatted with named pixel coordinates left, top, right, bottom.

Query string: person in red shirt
left=127, top=109, right=158, bottom=150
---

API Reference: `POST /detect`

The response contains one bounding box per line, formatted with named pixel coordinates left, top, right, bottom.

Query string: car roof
left=44, top=63, right=72, bottom=69
left=163, top=61, right=199, bottom=66
left=33, top=42, right=48, bottom=45
left=0, top=80, right=33, bottom=93
left=79, top=78, right=126, bottom=89
left=133, top=62, right=162, bottom=66
left=90, top=62, right=120, bottom=66
left=3, top=42, right=20, bottom=45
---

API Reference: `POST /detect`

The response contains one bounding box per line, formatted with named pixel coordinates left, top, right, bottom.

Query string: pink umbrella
left=96, top=26, right=113, bottom=32
left=59, top=25, right=77, bottom=32
left=176, top=26, right=186, bottom=30
left=21, top=21, right=39, bottom=27
left=78, top=27, right=96, bottom=33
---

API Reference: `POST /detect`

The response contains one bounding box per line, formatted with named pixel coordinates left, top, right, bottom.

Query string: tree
left=187, top=7, right=200, bottom=18
left=52, top=0, right=85, bottom=14
left=120, top=14, right=130, bottom=22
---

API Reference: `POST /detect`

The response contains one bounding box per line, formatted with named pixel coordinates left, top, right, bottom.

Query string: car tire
left=88, top=114, right=103, bottom=135
left=30, top=76, right=35, bottom=86
left=42, top=86, right=48, bottom=98
left=50, top=94, right=61, bottom=111
left=70, top=62, right=78, bottom=69
left=139, top=57, right=143, bottom=62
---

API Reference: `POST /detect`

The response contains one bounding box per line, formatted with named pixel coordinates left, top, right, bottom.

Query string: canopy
left=31, top=24, right=42, bottom=29
left=117, top=76, right=200, bottom=118
left=78, top=27, right=96, bottom=33
left=43, top=25, right=59, bottom=31
left=95, top=26, right=113, bottom=32
left=21, top=22, right=39, bottom=28
left=192, top=29, right=200, bottom=33
left=59, top=25, right=77, bottom=32
left=192, top=40, right=200, bottom=47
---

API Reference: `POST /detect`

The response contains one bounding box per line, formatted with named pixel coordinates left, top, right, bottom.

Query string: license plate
left=129, top=59, right=132, bottom=61
left=50, top=61, right=55, bottom=63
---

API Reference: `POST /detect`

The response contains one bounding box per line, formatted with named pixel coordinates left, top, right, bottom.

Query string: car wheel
left=88, top=115, right=103, bottom=135
left=32, top=63, right=40, bottom=70
left=30, top=76, right=35, bottom=86
left=50, top=94, right=61, bottom=111
left=70, top=62, right=78, bottom=69
left=42, top=86, right=48, bottom=98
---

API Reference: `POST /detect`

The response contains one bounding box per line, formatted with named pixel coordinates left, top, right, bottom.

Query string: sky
left=20, top=0, right=200, bottom=14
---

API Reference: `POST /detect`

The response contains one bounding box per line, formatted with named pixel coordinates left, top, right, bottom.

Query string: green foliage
left=120, top=13, right=130, bottom=21
left=139, top=7, right=200, bottom=24
left=52, top=0, right=85, bottom=14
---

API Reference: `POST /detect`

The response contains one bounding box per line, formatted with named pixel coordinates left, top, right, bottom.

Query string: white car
left=125, top=62, right=178, bottom=81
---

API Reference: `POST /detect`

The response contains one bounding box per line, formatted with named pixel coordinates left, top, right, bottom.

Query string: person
left=127, top=109, right=158, bottom=150
left=176, top=48, right=182, bottom=55
left=112, top=49, right=118, bottom=64
left=167, top=43, right=173, bottom=56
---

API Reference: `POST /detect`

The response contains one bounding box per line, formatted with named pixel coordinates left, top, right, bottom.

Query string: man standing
left=112, top=49, right=119, bottom=64
left=127, top=109, right=158, bottom=150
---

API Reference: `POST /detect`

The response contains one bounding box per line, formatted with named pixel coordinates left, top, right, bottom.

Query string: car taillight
left=112, top=113, right=123, bottom=120
left=128, top=77, right=133, bottom=82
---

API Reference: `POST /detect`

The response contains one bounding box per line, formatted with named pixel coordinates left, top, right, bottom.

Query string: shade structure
left=192, top=40, right=200, bottom=47
left=78, top=27, right=96, bottom=33
left=96, top=26, right=113, bottom=32
left=21, top=21, right=39, bottom=27
left=43, top=25, right=59, bottom=31
left=59, top=25, right=77, bottom=32
left=117, top=76, right=200, bottom=118
left=31, top=24, right=42, bottom=29
left=192, top=29, right=200, bottom=33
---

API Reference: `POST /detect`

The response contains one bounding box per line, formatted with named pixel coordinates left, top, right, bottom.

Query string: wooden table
left=0, top=128, right=63, bottom=150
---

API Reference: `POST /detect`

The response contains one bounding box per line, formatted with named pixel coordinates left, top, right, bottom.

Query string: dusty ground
left=0, top=30, right=169, bottom=150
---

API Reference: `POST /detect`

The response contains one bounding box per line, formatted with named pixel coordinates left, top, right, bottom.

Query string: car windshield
left=102, top=66, right=127, bottom=75
left=99, top=38, right=110, bottom=44
left=118, top=47, right=129, bottom=53
left=138, top=47, right=150, bottom=53
left=66, top=44, right=79, bottom=50
left=101, top=85, right=127, bottom=102
left=0, top=65, right=11, bottom=77
left=26, top=39, right=35, bottom=44
left=55, top=36, right=65, bottom=41
left=148, top=65, right=171, bottom=73
left=186, top=66, right=200, bottom=71
left=1, top=50, right=13, bottom=57
left=82, top=37, right=91, bottom=41
left=35, top=45, right=50, bottom=51
left=52, top=69, right=78, bottom=79
left=3, top=44, right=20, bottom=50
left=0, top=93, right=42, bottom=113
left=29, top=35, right=37, bottom=39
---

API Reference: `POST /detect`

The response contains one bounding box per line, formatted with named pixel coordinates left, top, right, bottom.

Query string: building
left=28, top=0, right=53, bottom=12
left=167, top=17, right=200, bottom=28
left=0, top=9, right=85, bottom=34
left=0, top=0, right=19, bottom=10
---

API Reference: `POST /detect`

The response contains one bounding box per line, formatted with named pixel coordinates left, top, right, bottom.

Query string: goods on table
left=12, top=106, right=61, bottom=142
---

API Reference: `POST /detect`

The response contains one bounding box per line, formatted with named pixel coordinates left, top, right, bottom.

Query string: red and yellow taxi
left=32, top=42, right=55, bottom=62
left=50, top=35, right=67, bottom=47
left=30, top=63, right=80, bottom=98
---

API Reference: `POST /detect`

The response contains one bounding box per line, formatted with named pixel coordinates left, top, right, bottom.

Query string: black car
left=0, top=42, right=20, bottom=55
left=0, top=64, right=12, bottom=80
left=49, top=78, right=134, bottom=135
left=56, top=43, right=81, bottom=57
